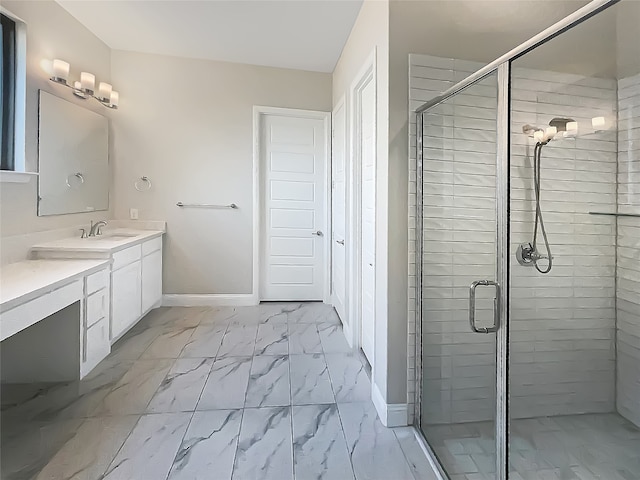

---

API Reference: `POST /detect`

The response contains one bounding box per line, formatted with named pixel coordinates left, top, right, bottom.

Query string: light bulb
left=545, top=126, right=557, bottom=140
left=592, top=117, right=606, bottom=130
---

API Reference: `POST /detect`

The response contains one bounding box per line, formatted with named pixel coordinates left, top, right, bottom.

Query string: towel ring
left=135, top=176, right=152, bottom=192
left=66, top=172, right=85, bottom=188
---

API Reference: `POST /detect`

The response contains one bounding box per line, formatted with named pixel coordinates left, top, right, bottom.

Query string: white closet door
left=260, top=114, right=327, bottom=301
left=331, top=101, right=348, bottom=322
left=360, top=78, right=376, bottom=363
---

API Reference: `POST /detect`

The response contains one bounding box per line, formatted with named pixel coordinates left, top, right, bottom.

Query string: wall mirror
left=37, top=91, right=109, bottom=216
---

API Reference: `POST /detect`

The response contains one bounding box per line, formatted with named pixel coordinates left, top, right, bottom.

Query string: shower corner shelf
left=588, top=211, right=640, bottom=218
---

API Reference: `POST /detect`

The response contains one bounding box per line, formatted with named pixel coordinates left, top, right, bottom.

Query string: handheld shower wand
left=516, top=118, right=574, bottom=274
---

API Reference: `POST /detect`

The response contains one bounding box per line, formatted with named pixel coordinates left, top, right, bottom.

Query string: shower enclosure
left=413, top=1, right=640, bottom=479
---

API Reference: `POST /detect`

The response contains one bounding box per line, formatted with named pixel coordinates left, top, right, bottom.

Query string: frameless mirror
left=37, top=91, right=109, bottom=216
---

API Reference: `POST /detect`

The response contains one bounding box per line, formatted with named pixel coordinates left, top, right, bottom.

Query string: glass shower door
left=417, top=70, right=501, bottom=478
left=508, top=2, right=640, bottom=479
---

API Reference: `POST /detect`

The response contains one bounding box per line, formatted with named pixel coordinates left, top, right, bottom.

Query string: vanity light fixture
left=48, top=59, right=119, bottom=109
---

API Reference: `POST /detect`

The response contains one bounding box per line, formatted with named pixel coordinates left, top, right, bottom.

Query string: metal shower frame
left=412, top=1, right=621, bottom=478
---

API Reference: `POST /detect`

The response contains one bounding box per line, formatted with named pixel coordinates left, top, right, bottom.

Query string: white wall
left=110, top=50, right=332, bottom=295
left=331, top=0, right=397, bottom=415
left=617, top=72, right=640, bottom=428
left=0, top=0, right=110, bottom=240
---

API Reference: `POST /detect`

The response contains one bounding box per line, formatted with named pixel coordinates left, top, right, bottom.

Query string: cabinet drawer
left=86, top=288, right=108, bottom=328
left=83, top=317, right=110, bottom=372
left=142, top=237, right=162, bottom=256
left=85, top=269, right=109, bottom=295
left=112, top=245, right=142, bottom=270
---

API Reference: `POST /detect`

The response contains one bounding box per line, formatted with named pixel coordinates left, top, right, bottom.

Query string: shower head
left=548, top=117, right=576, bottom=132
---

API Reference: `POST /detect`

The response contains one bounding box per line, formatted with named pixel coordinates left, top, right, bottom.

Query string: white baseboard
left=372, top=382, right=409, bottom=427
left=162, top=294, right=257, bottom=307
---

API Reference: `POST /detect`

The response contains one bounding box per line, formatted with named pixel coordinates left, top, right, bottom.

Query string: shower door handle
left=469, top=280, right=501, bottom=334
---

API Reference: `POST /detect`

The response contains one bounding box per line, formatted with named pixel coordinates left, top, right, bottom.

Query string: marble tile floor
left=424, top=412, right=640, bottom=480
left=1, top=302, right=434, bottom=480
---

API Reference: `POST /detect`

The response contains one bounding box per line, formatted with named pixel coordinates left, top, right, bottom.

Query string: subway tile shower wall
left=510, top=67, right=617, bottom=419
left=407, top=54, right=630, bottom=425
left=616, top=72, right=640, bottom=428
left=408, top=55, right=495, bottom=425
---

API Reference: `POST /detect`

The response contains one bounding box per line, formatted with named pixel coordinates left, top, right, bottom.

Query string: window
left=1, top=12, right=16, bottom=170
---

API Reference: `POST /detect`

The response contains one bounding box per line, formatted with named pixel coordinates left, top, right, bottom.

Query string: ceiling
left=57, top=0, right=639, bottom=77
left=55, top=0, right=363, bottom=73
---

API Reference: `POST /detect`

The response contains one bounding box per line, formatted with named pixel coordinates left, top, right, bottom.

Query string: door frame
left=252, top=106, right=332, bottom=303
left=413, top=66, right=509, bottom=480
left=347, top=50, right=376, bottom=356
left=331, top=94, right=349, bottom=328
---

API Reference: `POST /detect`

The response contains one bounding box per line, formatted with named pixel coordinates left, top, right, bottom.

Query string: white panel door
left=360, top=78, right=376, bottom=363
left=261, top=114, right=327, bottom=301
left=331, top=101, right=347, bottom=322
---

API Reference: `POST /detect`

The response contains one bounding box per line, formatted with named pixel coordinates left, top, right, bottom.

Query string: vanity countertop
left=30, top=229, right=164, bottom=254
left=0, top=259, right=110, bottom=313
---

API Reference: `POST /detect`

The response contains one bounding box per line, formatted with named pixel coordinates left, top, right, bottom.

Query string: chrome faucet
left=88, top=220, right=108, bottom=237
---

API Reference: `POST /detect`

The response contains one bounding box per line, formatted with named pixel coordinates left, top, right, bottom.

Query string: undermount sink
left=91, top=232, right=139, bottom=240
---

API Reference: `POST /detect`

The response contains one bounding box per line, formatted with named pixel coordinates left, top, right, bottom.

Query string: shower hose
left=532, top=142, right=553, bottom=274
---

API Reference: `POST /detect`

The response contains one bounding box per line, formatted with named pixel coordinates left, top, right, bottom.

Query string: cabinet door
left=81, top=317, right=110, bottom=378
left=111, top=261, right=142, bottom=340
left=142, top=249, right=162, bottom=313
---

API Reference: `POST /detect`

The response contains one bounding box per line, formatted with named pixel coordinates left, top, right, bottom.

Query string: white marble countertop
left=31, top=229, right=164, bottom=254
left=0, top=259, right=110, bottom=313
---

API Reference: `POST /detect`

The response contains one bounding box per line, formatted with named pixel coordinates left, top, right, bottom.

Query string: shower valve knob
left=516, top=243, right=536, bottom=266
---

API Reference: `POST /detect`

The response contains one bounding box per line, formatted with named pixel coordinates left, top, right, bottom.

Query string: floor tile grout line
left=322, top=342, right=357, bottom=479
left=154, top=308, right=226, bottom=480
left=162, top=409, right=198, bottom=480
left=99, top=412, right=145, bottom=478
left=285, top=304, right=298, bottom=479
left=229, top=406, right=247, bottom=480
left=288, top=311, right=296, bottom=480
left=100, top=308, right=215, bottom=480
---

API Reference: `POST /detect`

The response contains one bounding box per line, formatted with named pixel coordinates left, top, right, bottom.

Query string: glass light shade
left=533, top=130, right=545, bottom=142
left=80, top=72, right=95, bottom=93
left=98, top=82, right=112, bottom=101
left=592, top=117, right=606, bottom=129
left=52, top=59, right=69, bottom=81
left=110, top=91, right=119, bottom=107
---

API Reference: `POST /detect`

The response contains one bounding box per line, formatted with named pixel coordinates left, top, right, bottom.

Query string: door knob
left=312, top=230, right=323, bottom=236
left=336, top=239, right=345, bottom=245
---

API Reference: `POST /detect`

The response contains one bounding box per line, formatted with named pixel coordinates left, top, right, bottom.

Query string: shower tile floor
left=1, top=303, right=436, bottom=480
left=425, top=412, right=640, bottom=480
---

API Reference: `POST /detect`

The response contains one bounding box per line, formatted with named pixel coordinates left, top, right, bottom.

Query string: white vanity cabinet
left=82, top=269, right=111, bottom=376
left=31, top=230, right=165, bottom=346
left=111, top=256, right=142, bottom=340
left=109, top=237, right=163, bottom=342
left=0, top=259, right=113, bottom=382
left=141, top=238, right=163, bottom=314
